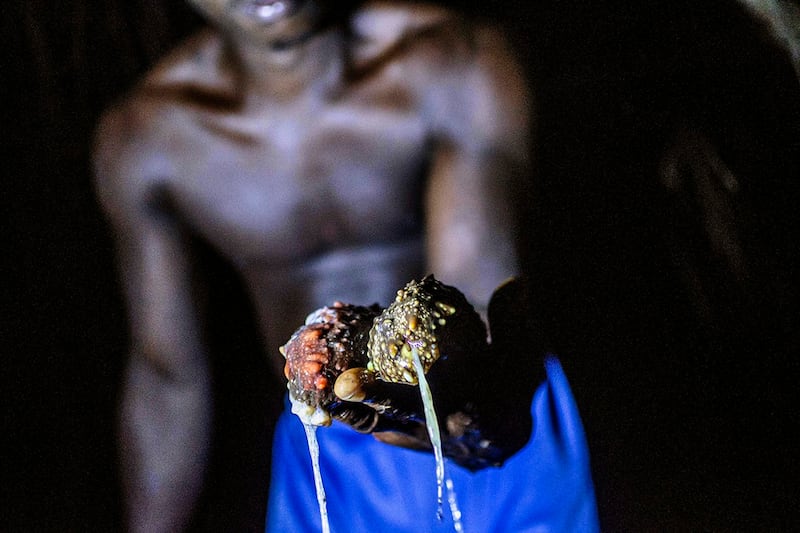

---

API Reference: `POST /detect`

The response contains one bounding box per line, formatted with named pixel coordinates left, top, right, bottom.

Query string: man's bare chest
left=160, top=104, right=430, bottom=265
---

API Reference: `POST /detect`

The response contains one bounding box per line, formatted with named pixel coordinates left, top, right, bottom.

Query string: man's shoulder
left=350, top=0, right=479, bottom=68
left=352, top=0, right=456, bottom=34
left=92, top=98, right=170, bottom=214
left=140, top=28, right=232, bottom=93
left=93, top=87, right=182, bottom=171
left=92, top=86, right=190, bottom=208
left=104, top=28, right=231, bottom=126
left=93, top=30, right=225, bottom=164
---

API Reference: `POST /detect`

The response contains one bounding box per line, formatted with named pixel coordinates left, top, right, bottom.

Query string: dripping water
left=303, top=423, right=331, bottom=533
left=446, top=477, right=463, bottom=532
left=410, top=346, right=463, bottom=532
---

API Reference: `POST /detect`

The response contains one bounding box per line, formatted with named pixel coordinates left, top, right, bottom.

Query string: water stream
left=411, top=346, right=464, bottom=531
left=303, top=423, right=331, bottom=533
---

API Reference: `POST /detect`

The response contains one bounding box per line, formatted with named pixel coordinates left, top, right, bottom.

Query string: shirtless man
left=93, top=1, right=530, bottom=531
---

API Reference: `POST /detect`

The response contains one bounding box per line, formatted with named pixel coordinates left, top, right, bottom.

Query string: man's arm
left=424, top=24, right=533, bottom=311
left=93, top=108, right=212, bottom=533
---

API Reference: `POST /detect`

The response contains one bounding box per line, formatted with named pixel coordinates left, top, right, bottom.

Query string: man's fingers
left=329, top=399, right=429, bottom=441
left=373, top=428, right=431, bottom=451
left=332, top=367, right=431, bottom=442
left=334, top=368, right=425, bottom=414
left=329, top=401, right=380, bottom=433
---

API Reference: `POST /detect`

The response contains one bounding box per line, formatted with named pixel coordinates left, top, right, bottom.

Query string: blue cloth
left=266, top=355, right=599, bottom=532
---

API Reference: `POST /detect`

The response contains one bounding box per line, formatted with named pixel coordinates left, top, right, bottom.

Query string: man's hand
left=330, top=278, right=543, bottom=470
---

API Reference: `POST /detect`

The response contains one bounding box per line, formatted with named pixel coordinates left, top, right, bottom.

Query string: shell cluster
left=281, top=275, right=487, bottom=424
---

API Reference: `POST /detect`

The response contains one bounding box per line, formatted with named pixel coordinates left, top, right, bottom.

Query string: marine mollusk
left=367, top=275, right=487, bottom=384
left=281, top=302, right=380, bottom=425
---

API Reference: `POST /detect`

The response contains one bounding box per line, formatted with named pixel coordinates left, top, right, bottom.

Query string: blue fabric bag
left=266, top=355, right=599, bottom=532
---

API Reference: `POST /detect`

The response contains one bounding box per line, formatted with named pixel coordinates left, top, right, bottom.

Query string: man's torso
left=106, top=5, right=471, bottom=352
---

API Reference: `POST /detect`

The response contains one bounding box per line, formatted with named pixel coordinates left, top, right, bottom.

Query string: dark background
left=3, top=0, right=799, bottom=531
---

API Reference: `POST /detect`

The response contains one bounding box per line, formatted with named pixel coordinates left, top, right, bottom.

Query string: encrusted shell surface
left=367, top=275, right=487, bottom=384
left=281, top=302, right=380, bottom=425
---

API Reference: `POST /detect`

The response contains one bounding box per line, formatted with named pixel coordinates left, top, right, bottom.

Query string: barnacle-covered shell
left=367, top=275, right=488, bottom=384
left=281, top=302, right=381, bottom=425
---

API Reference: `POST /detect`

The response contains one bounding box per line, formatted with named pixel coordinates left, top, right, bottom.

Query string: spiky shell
left=367, top=275, right=487, bottom=384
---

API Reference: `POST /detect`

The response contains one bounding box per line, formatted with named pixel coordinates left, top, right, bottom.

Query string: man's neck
left=228, top=26, right=346, bottom=106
